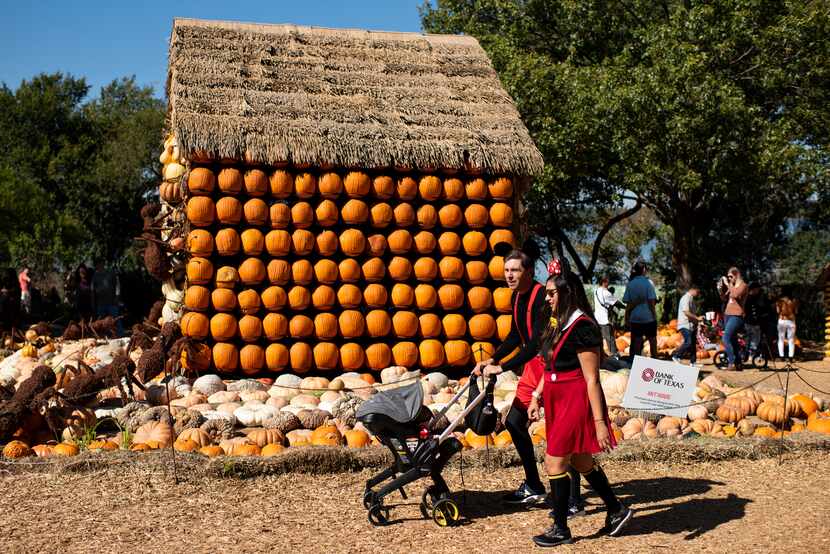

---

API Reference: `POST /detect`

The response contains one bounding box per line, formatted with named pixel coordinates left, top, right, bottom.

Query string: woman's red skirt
left=513, top=356, right=545, bottom=410
left=542, top=369, right=616, bottom=457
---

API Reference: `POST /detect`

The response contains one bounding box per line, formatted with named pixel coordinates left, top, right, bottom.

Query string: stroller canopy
left=357, top=381, right=424, bottom=424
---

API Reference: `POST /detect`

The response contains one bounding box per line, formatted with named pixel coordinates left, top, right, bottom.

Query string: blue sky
left=1, top=0, right=424, bottom=98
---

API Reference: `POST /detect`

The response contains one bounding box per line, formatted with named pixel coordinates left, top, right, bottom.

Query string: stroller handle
left=432, top=374, right=495, bottom=445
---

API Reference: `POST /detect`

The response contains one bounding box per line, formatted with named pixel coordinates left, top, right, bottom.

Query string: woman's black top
left=491, top=283, right=549, bottom=372
left=543, top=318, right=602, bottom=372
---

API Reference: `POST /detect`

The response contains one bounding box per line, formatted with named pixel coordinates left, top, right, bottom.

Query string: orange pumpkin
left=291, top=201, right=314, bottom=229
left=464, top=204, right=489, bottom=228
left=339, top=310, right=366, bottom=339
left=315, top=199, right=340, bottom=227
left=216, top=196, right=242, bottom=225
left=239, top=344, right=265, bottom=375
left=269, top=169, right=293, bottom=198
left=488, top=177, right=513, bottom=199
left=263, top=313, right=288, bottom=340
left=465, top=178, right=488, bottom=200
left=240, top=228, right=264, bottom=256
left=187, top=167, right=215, bottom=195
left=419, top=175, right=442, bottom=201
left=184, top=285, right=210, bottom=312
left=290, top=343, right=313, bottom=373
left=243, top=198, right=269, bottom=225
left=438, top=284, right=464, bottom=310
left=180, top=312, right=209, bottom=340
left=396, top=176, right=418, bottom=200
left=413, top=231, right=436, bottom=254
left=289, top=315, right=314, bottom=338
left=469, top=314, right=496, bottom=340
left=292, top=229, right=315, bottom=255
left=186, top=229, right=214, bottom=257
left=294, top=172, right=317, bottom=198
left=442, top=314, right=467, bottom=339
left=314, top=342, right=340, bottom=370
left=393, top=203, right=415, bottom=227
left=372, top=175, right=395, bottom=199
left=338, top=259, right=361, bottom=283
left=210, top=313, right=238, bottom=341
left=471, top=341, right=495, bottom=362
left=341, top=199, right=369, bottom=224
left=344, top=171, right=371, bottom=197
left=438, top=204, right=463, bottom=228
left=489, top=229, right=516, bottom=251
left=291, top=259, right=314, bottom=285
left=270, top=203, right=291, bottom=228
left=419, top=339, right=445, bottom=368
left=415, top=284, right=438, bottom=310
left=213, top=343, right=239, bottom=373
left=311, top=424, right=343, bottom=446
left=392, top=311, right=419, bottom=338
left=312, top=285, right=337, bottom=311
left=339, top=229, right=366, bottom=257
left=212, top=228, right=239, bottom=256
left=186, top=196, right=215, bottom=227
left=462, top=231, right=488, bottom=256
left=388, top=230, right=413, bottom=254
left=467, top=287, right=493, bottom=313
left=494, top=287, right=513, bottom=313
left=314, top=312, right=339, bottom=339
left=287, top=286, right=311, bottom=310
left=392, top=341, right=419, bottom=367
left=363, top=284, right=388, bottom=308
left=315, top=230, right=339, bottom=256
left=215, top=266, right=239, bottom=289
left=417, top=204, right=438, bottom=229
left=388, top=257, right=413, bottom=281
left=489, top=203, right=513, bottom=227
left=238, top=315, right=262, bottom=342
left=186, top=257, right=213, bottom=285
left=439, top=256, right=464, bottom=281
left=319, top=172, right=343, bottom=198
left=366, top=310, right=392, bottom=337
left=391, top=284, right=415, bottom=308
left=497, top=315, right=512, bottom=340
left=337, top=284, right=363, bottom=308
left=489, top=256, right=505, bottom=281
left=414, top=257, right=438, bottom=281
left=211, top=288, right=237, bottom=312
left=340, top=343, right=365, bottom=371
left=313, top=259, right=339, bottom=285
left=443, top=177, right=464, bottom=201
left=345, top=429, right=372, bottom=448
left=261, top=443, right=286, bottom=457
left=217, top=167, right=243, bottom=194
left=419, top=313, right=442, bottom=338
left=365, top=343, right=392, bottom=371
left=265, top=229, right=291, bottom=257
left=437, top=232, right=461, bottom=255
left=237, top=289, right=261, bottom=315
left=238, top=258, right=266, bottom=285
left=361, top=258, right=387, bottom=282
left=445, top=340, right=471, bottom=366
left=464, top=261, right=489, bottom=284
left=267, top=259, right=291, bottom=285
left=266, top=343, right=289, bottom=371
left=369, top=202, right=393, bottom=228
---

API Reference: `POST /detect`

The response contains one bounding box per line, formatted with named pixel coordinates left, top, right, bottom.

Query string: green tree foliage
left=421, top=0, right=830, bottom=286
left=0, top=73, right=164, bottom=275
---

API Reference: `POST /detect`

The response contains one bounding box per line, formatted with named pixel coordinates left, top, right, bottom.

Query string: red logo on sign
left=642, top=368, right=655, bottom=382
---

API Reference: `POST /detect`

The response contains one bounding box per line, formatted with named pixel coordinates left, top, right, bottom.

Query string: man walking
left=594, top=276, right=622, bottom=357
left=671, top=285, right=701, bottom=366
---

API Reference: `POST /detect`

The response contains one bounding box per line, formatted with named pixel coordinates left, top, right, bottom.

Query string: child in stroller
left=357, top=374, right=497, bottom=527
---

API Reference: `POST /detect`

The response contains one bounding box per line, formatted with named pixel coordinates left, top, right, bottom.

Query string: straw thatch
left=167, top=18, right=544, bottom=176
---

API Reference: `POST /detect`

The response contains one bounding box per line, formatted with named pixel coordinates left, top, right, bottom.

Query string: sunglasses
left=545, top=289, right=559, bottom=297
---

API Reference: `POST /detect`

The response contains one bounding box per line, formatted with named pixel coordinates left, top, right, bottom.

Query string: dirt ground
left=705, top=357, right=830, bottom=398
left=1, top=450, right=828, bottom=554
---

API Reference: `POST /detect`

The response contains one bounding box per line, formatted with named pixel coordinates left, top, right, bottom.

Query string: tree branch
left=587, top=198, right=644, bottom=278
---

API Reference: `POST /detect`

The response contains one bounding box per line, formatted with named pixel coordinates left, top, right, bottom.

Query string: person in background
left=75, top=264, right=94, bottom=321
left=18, top=268, right=31, bottom=315
left=622, top=260, right=657, bottom=362
left=776, top=294, right=799, bottom=361
left=717, top=267, right=748, bottom=370
left=594, top=276, right=623, bottom=358
left=671, top=285, right=701, bottom=366
left=93, top=260, right=122, bottom=335
left=744, top=282, right=771, bottom=356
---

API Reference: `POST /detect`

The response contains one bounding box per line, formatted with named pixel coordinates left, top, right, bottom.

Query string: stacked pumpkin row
left=824, top=281, right=830, bottom=359
left=180, top=167, right=517, bottom=374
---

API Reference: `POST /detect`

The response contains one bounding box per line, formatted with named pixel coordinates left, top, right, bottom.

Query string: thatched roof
left=167, top=18, right=544, bottom=176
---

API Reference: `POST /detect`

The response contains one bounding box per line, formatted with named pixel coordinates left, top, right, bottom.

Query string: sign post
left=621, top=356, right=700, bottom=418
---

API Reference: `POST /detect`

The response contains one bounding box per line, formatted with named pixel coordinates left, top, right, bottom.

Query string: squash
left=493, top=430, right=513, bottom=447
left=199, top=445, right=224, bottom=457
left=464, top=429, right=494, bottom=448
left=173, top=438, right=200, bottom=452
left=133, top=421, right=173, bottom=448
left=3, top=440, right=32, bottom=459
left=311, top=424, right=343, bottom=446
left=261, top=443, right=287, bottom=456
left=345, top=429, right=372, bottom=448
left=246, top=428, right=286, bottom=448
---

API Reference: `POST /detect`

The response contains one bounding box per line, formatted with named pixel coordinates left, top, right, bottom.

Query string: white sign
left=621, top=356, right=699, bottom=418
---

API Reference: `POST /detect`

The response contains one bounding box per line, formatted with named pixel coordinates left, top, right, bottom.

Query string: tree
left=0, top=73, right=164, bottom=276
left=421, top=0, right=830, bottom=286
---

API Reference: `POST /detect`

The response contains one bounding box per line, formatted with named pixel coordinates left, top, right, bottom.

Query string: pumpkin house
left=160, top=18, right=544, bottom=375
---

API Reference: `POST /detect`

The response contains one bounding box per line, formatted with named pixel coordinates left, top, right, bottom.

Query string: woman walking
left=475, top=249, right=585, bottom=514
left=528, top=258, right=632, bottom=546
left=776, top=294, right=799, bottom=361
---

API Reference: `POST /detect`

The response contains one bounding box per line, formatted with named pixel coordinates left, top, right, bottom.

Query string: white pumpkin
left=208, top=390, right=240, bottom=404
left=424, top=372, right=449, bottom=389
left=266, top=396, right=288, bottom=409
left=216, top=402, right=241, bottom=415
left=239, top=390, right=269, bottom=403
left=380, top=365, right=408, bottom=384
left=234, top=404, right=278, bottom=426
left=193, top=374, right=225, bottom=396
left=290, top=394, right=320, bottom=408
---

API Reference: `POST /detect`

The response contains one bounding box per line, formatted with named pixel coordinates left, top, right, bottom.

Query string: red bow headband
left=548, top=259, right=562, bottom=276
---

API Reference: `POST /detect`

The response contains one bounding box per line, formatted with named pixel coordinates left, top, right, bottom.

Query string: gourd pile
left=162, top=134, right=519, bottom=376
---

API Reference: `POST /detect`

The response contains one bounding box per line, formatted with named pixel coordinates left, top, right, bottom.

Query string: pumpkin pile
left=162, top=135, right=517, bottom=376
left=613, top=320, right=711, bottom=360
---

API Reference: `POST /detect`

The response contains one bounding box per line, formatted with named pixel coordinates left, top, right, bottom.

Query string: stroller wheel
left=752, top=354, right=768, bottom=370
left=363, top=490, right=376, bottom=510
left=713, top=351, right=728, bottom=369
left=368, top=503, right=391, bottom=526
left=432, top=498, right=460, bottom=527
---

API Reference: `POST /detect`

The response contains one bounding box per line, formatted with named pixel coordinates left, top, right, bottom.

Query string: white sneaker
left=671, top=356, right=681, bottom=364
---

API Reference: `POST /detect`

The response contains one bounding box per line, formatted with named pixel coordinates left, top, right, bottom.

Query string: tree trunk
left=672, top=212, right=694, bottom=289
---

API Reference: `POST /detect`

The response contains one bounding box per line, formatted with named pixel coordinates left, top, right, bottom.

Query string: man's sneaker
left=532, top=524, right=573, bottom=547
left=603, top=505, right=633, bottom=537
left=671, top=356, right=681, bottom=364
left=502, top=481, right=546, bottom=505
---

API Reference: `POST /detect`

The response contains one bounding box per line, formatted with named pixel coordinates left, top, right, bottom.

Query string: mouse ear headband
left=547, top=257, right=570, bottom=278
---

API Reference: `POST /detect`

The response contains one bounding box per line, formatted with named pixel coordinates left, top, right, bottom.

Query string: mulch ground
left=2, top=449, right=828, bottom=553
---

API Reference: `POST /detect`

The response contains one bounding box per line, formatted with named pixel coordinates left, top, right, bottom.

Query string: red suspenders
left=513, top=283, right=542, bottom=345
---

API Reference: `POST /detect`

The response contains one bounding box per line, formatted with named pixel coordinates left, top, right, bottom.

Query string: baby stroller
left=357, top=374, right=497, bottom=527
